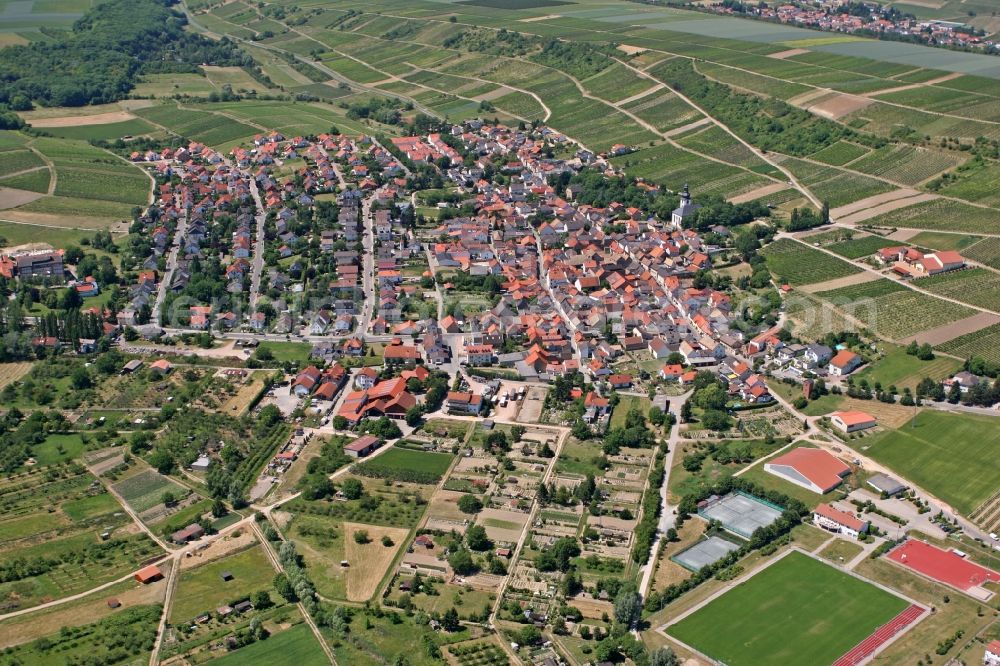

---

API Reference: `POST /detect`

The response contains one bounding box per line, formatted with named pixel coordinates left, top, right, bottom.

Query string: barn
left=829, top=410, right=877, bottom=433
left=134, top=564, right=163, bottom=584
left=344, top=434, right=380, bottom=458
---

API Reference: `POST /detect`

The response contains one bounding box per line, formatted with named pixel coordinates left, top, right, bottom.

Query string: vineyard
left=861, top=198, right=1000, bottom=234
left=962, top=237, right=1000, bottom=270
left=762, top=239, right=861, bottom=286
left=914, top=268, right=1000, bottom=313
left=807, top=141, right=871, bottom=166
left=938, top=322, right=1000, bottom=364
left=847, top=144, right=964, bottom=186
left=816, top=279, right=975, bottom=340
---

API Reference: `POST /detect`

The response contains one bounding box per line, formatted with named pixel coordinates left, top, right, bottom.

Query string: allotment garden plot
left=0, top=465, right=161, bottom=613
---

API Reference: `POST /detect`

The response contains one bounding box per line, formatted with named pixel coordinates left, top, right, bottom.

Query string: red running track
left=887, top=539, right=1000, bottom=591
left=832, top=604, right=924, bottom=666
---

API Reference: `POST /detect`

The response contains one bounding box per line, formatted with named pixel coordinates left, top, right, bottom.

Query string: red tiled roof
left=814, top=503, right=866, bottom=532
left=768, top=448, right=850, bottom=492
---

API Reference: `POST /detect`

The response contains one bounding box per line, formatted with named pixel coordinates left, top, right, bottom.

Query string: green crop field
left=761, top=238, right=861, bottom=286
left=37, top=118, right=159, bottom=143
left=864, top=411, right=1000, bottom=516
left=909, top=231, right=983, bottom=253
left=134, top=103, right=258, bottom=147
left=0, top=168, right=50, bottom=193
left=211, top=623, right=328, bottom=666
left=112, top=469, right=188, bottom=513
left=913, top=268, right=1000, bottom=313
left=816, top=279, right=975, bottom=340
left=0, top=149, right=45, bottom=178
left=356, top=447, right=453, bottom=482
left=826, top=235, right=898, bottom=259
left=668, top=551, right=908, bottom=666
left=938, top=322, right=1000, bottom=363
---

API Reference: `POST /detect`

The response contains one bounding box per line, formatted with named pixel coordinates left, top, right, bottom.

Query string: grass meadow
left=864, top=410, right=1000, bottom=516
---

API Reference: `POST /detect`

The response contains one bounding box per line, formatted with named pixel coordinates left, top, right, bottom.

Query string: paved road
left=151, top=213, right=188, bottom=329
left=248, top=176, right=267, bottom=313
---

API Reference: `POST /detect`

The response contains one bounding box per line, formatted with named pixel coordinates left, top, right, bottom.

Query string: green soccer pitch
left=667, top=551, right=909, bottom=666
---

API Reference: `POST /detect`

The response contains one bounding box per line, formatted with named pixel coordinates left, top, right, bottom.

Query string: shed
left=107, top=598, right=121, bottom=609
left=171, top=523, right=205, bottom=544
left=134, top=565, right=163, bottom=584
left=191, top=455, right=212, bottom=472
left=868, top=473, right=905, bottom=497
left=233, top=600, right=252, bottom=613
left=220, top=571, right=234, bottom=582
left=122, top=359, right=144, bottom=374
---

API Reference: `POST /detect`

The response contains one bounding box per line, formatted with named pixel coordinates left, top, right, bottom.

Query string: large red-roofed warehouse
left=764, top=447, right=851, bottom=494
left=888, top=539, right=1000, bottom=597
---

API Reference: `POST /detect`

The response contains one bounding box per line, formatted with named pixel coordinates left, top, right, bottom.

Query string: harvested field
left=806, top=94, right=873, bottom=119
left=617, top=44, right=647, bottom=55
left=798, top=271, right=879, bottom=294
left=904, top=311, right=1000, bottom=346
left=476, top=508, right=528, bottom=543
left=0, top=209, right=125, bottom=230
left=0, top=188, right=46, bottom=210
left=840, top=197, right=938, bottom=228
left=728, top=182, right=789, bottom=204
left=831, top=188, right=922, bottom=218
left=426, top=488, right=475, bottom=522
left=343, top=522, right=409, bottom=602
left=769, top=48, right=811, bottom=60
left=30, top=111, right=136, bottom=128
left=0, top=362, right=32, bottom=389
left=836, top=397, right=923, bottom=429
left=566, top=594, right=614, bottom=619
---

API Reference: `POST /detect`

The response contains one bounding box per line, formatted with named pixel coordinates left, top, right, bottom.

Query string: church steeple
left=680, top=183, right=691, bottom=205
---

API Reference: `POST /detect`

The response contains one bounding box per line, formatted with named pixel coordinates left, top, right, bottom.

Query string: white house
left=828, top=349, right=862, bottom=376
left=985, top=640, right=1000, bottom=666
left=813, top=503, right=868, bottom=539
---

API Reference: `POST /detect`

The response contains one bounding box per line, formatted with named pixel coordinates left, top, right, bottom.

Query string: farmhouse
left=764, top=448, right=851, bottom=494
left=344, top=434, right=381, bottom=458
left=813, top=503, right=868, bottom=539
left=828, top=350, right=862, bottom=376
left=337, top=377, right=417, bottom=422
left=446, top=391, right=484, bottom=415
left=829, top=410, right=876, bottom=433
left=134, top=565, right=163, bottom=584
